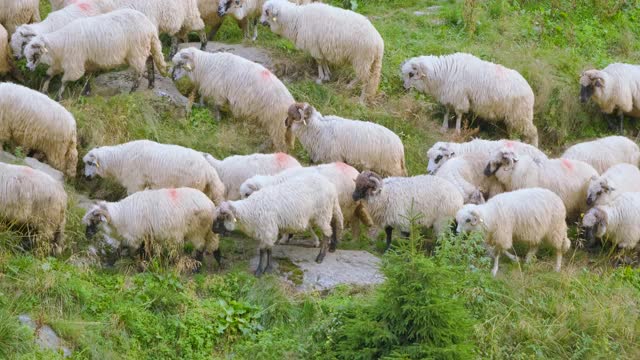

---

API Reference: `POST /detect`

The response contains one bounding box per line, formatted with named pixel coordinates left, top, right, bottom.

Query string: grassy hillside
left=0, top=0, right=639, bottom=359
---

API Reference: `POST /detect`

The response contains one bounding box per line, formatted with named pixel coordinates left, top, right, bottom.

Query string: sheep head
left=484, top=148, right=518, bottom=177
left=586, top=176, right=615, bottom=206
left=213, top=202, right=238, bottom=234
left=468, top=190, right=486, bottom=205
left=261, top=0, right=283, bottom=30
left=24, top=37, right=48, bottom=71
left=582, top=207, right=608, bottom=243
left=83, top=150, right=103, bottom=179
left=239, top=180, right=261, bottom=199
left=219, top=0, right=246, bottom=19
left=400, top=57, right=429, bottom=91
left=285, top=102, right=313, bottom=128
left=82, top=202, right=111, bottom=240
left=426, top=142, right=455, bottom=174
left=352, top=171, right=383, bottom=201
left=455, top=205, right=484, bottom=234
left=10, top=25, right=36, bottom=59
left=579, top=70, right=605, bottom=103
left=171, top=49, right=196, bottom=81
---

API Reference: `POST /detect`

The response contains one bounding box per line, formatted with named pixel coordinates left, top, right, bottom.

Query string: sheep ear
left=303, top=104, right=313, bottom=120
left=593, top=78, right=603, bottom=88
left=99, top=215, right=107, bottom=223
left=248, top=183, right=257, bottom=191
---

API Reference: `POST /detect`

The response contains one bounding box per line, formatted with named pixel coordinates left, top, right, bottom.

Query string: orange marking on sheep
left=260, top=69, right=272, bottom=80
left=22, top=167, right=34, bottom=175
left=77, top=2, right=91, bottom=12
left=561, top=159, right=574, bottom=171
left=335, top=161, right=353, bottom=173
left=168, top=188, right=179, bottom=202
left=504, top=140, right=515, bottom=148
left=275, top=152, right=291, bottom=168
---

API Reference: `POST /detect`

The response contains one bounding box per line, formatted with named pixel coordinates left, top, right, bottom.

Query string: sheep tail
left=150, top=35, right=167, bottom=76
left=366, top=47, right=383, bottom=98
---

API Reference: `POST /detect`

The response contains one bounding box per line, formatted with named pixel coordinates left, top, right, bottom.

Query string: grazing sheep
left=285, top=103, right=407, bottom=177
left=83, top=140, right=225, bottom=205
left=204, top=152, right=302, bottom=200
left=456, top=188, right=570, bottom=276
left=218, top=0, right=265, bottom=41
left=561, top=136, right=640, bottom=174
left=352, top=171, right=463, bottom=251
left=83, top=187, right=221, bottom=266
left=197, top=0, right=247, bottom=40
left=0, top=162, right=67, bottom=255
left=426, top=138, right=546, bottom=175
left=0, top=83, right=78, bottom=177
left=24, top=9, right=167, bottom=100
left=0, top=0, right=40, bottom=34
left=583, top=192, right=640, bottom=251
left=171, top=48, right=295, bottom=152
left=586, top=163, right=640, bottom=207
left=484, top=148, right=598, bottom=217
left=402, top=53, right=538, bottom=146
left=434, top=153, right=502, bottom=204
left=260, top=0, right=384, bottom=101
left=580, top=64, right=640, bottom=133
left=213, top=173, right=343, bottom=275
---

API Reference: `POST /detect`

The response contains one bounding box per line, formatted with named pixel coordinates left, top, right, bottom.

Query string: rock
left=18, top=314, right=72, bottom=358
left=179, top=42, right=275, bottom=71
left=92, top=70, right=189, bottom=108
left=0, top=151, right=64, bottom=183
left=251, top=245, right=384, bottom=291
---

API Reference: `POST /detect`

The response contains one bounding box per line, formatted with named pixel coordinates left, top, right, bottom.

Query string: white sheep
left=218, top=0, right=265, bottom=41
left=426, top=138, right=546, bottom=174
left=434, top=153, right=501, bottom=204
left=583, top=192, right=640, bottom=250
left=24, top=9, right=167, bottom=100
left=402, top=53, right=538, bottom=146
left=285, top=103, right=407, bottom=177
left=484, top=148, right=598, bottom=217
left=0, top=24, right=11, bottom=78
left=0, top=83, right=78, bottom=177
left=580, top=63, right=640, bottom=133
left=82, top=187, right=221, bottom=266
left=204, top=152, right=302, bottom=200
left=213, top=173, right=343, bottom=275
left=352, top=171, right=463, bottom=251
left=0, top=161, right=67, bottom=255
left=456, top=188, right=570, bottom=276
left=260, top=0, right=384, bottom=101
left=83, top=140, right=225, bottom=205
left=561, top=136, right=640, bottom=174
left=0, top=0, right=40, bottom=34
left=586, top=163, right=640, bottom=207
left=171, top=48, right=295, bottom=152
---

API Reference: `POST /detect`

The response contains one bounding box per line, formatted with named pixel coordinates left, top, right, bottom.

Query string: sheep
left=24, top=9, right=167, bottom=100
left=484, top=148, right=598, bottom=218
left=83, top=140, right=225, bottom=205
left=426, top=138, right=546, bottom=175
left=285, top=103, right=407, bottom=177
left=203, top=152, right=302, bottom=200
left=582, top=192, right=640, bottom=251
left=434, top=153, right=502, bottom=204
left=352, top=171, right=463, bottom=251
left=212, top=173, right=343, bottom=275
left=580, top=63, right=640, bottom=133
left=0, top=83, right=78, bottom=177
left=0, top=162, right=67, bottom=255
left=561, top=136, right=640, bottom=174
left=82, top=187, right=221, bottom=267
left=240, top=162, right=374, bottom=240
left=171, top=48, right=295, bottom=152
left=260, top=0, right=384, bottom=102
left=456, top=188, right=570, bottom=276
left=0, top=0, right=40, bottom=34
left=218, top=0, right=266, bottom=41
left=402, top=53, right=538, bottom=146
left=586, top=163, right=640, bottom=207
left=0, top=24, right=11, bottom=78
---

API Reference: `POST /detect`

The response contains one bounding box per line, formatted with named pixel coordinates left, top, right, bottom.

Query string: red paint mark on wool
left=495, top=64, right=507, bottom=78
left=335, top=161, right=353, bottom=173
left=275, top=152, right=291, bottom=168
left=168, top=188, right=179, bottom=202
left=504, top=140, right=515, bottom=148
left=77, top=2, right=91, bottom=12
left=260, top=69, right=272, bottom=80
left=561, top=159, right=574, bottom=171
left=22, top=167, right=33, bottom=175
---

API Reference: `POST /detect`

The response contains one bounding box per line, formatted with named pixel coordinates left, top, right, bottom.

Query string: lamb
left=456, top=188, right=570, bottom=276
left=24, top=9, right=167, bottom=100
left=171, top=48, right=295, bottom=152
left=213, top=173, right=343, bottom=275
left=586, top=163, right=640, bottom=207
left=352, top=171, right=463, bottom=251
left=484, top=148, right=598, bottom=218
left=285, top=103, right=407, bottom=177
left=434, top=153, right=502, bottom=204
left=82, top=187, right=221, bottom=267
left=240, top=162, right=374, bottom=240
left=402, top=53, right=538, bottom=146
left=561, top=136, right=640, bottom=174
left=218, top=0, right=265, bottom=41
left=203, top=152, right=302, bottom=200
left=83, top=140, right=225, bottom=205
left=0, top=83, right=78, bottom=177
left=426, top=138, right=546, bottom=175
left=580, top=64, right=640, bottom=133
left=260, top=0, right=384, bottom=102
left=0, top=0, right=40, bottom=34
left=0, top=162, right=67, bottom=255
left=583, top=192, right=640, bottom=250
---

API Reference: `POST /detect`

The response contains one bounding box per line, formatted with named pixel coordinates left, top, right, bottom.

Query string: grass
left=0, top=0, right=638, bottom=358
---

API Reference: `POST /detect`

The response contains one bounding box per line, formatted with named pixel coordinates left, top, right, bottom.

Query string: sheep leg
left=441, top=108, right=449, bottom=133
left=255, top=248, right=265, bottom=276
left=310, top=229, right=320, bottom=248
left=130, top=73, right=141, bottom=93
left=329, top=219, right=339, bottom=253
left=316, top=63, right=325, bottom=84
left=186, top=89, right=197, bottom=116
left=491, top=248, right=501, bottom=277
left=618, top=111, right=624, bottom=135
left=315, top=236, right=329, bottom=263
left=55, top=81, right=68, bottom=101
left=503, top=250, right=519, bottom=262
left=264, top=249, right=274, bottom=273
left=169, top=36, right=179, bottom=58
left=554, top=251, right=563, bottom=272
left=384, top=226, right=393, bottom=252
left=208, top=21, right=223, bottom=40
left=213, top=249, right=222, bottom=268
left=455, top=112, right=463, bottom=134
left=82, top=80, right=91, bottom=97
left=525, top=246, right=538, bottom=263
left=322, top=63, right=331, bottom=81
left=212, top=104, right=221, bottom=121
left=146, top=56, right=155, bottom=89
left=41, top=75, right=53, bottom=94
left=199, top=30, right=208, bottom=50
left=251, top=18, right=258, bottom=41
left=194, top=250, right=205, bottom=272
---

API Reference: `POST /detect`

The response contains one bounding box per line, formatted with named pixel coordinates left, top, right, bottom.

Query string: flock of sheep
left=1, top=0, right=640, bottom=277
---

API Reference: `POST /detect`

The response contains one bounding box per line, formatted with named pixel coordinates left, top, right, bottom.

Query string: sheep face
left=579, top=70, right=604, bottom=103
left=171, top=49, right=196, bottom=81
left=285, top=102, right=313, bottom=128
left=352, top=171, right=383, bottom=201
left=82, top=204, right=110, bottom=240
left=212, top=202, right=237, bottom=234
left=82, top=151, right=103, bottom=179
left=24, top=37, right=49, bottom=71
left=239, top=181, right=260, bottom=199
left=219, top=0, right=247, bottom=19
left=586, top=176, right=615, bottom=206
left=400, top=58, right=427, bottom=91
left=260, top=1, right=282, bottom=31
left=10, top=26, right=36, bottom=59
left=426, top=142, right=455, bottom=174
left=582, top=207, right=607, bottom=242
left=484, top=149, right=518, bottom=177
left=455, top=205, right=483, bottom=234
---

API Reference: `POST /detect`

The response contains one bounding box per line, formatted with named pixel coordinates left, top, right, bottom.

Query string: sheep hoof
left=329, top=243, right=337, bottom=253
left=254, top=268, right=264, bottom=277
left=315, top=252, right=326, bottom=264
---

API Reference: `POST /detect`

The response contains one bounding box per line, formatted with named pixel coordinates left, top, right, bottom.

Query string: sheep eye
left=408, top=72, right=414, bottom=78
left=265, top=9, right=270, bottom=16
left=435, top=155, right=443, bottom=163
left=597, top=191, right=602, bottom=195
left=466, top=219, right=471, bottom=223
left=235, top=0, right=240, bottom=4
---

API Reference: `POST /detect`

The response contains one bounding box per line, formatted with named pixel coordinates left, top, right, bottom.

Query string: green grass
left=0, top=0, right=639, bottom=358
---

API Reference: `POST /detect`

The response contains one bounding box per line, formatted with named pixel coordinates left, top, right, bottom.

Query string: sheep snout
left=580, top=85, right=593, bottom=103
